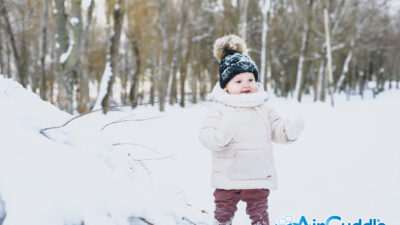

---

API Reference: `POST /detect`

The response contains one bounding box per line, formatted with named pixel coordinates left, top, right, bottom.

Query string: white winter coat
left=199, top=82, right=294, bottom=190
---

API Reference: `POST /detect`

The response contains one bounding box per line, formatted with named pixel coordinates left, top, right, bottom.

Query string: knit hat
left=213, top=34, right=259, bottom=89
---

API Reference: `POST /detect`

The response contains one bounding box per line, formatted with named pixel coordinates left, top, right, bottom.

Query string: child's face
left=223, top=72, right=257, bottom=94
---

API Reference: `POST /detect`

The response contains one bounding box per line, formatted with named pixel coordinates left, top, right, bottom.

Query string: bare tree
left=78, top=0, right=94, bottom=113
left=167, top=0, right=187, bottom=105
left=0, top=0, right=397, bottom=113
left=94, top=0, right=125, bottom=113
left=39, top=0, right=49, bottom=100
left=129, top=39, right=141, bottom=107
left=323, top=7, right=335, bottom=106
left=259, top=0, right=271, bottom=88
left=294, top=0, right=313, bottom=102
left=0, top=24, right=4, bottom=75
left=157, top=0, right=169, bottom=111
left=238, top=0, right=249, bottom=39
left=0, top=0, right=26, bottom=86
left=54, top=0, right=73, bottom=112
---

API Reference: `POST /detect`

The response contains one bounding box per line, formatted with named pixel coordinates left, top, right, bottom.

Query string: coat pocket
left=227, top=150, right=272, bottom=180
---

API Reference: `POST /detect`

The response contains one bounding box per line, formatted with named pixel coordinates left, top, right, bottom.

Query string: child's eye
left=236, top=80, right=241, bottom=84
left=249, top=79, right=254, bottom=82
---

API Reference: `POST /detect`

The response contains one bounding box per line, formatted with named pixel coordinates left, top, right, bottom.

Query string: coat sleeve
left=264, top=104, right=295, bottom=144
left=198, top=106, right=229, bottom=152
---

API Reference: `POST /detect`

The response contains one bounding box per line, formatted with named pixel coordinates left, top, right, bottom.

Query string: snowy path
left=103, top=91, right=400, bottom=224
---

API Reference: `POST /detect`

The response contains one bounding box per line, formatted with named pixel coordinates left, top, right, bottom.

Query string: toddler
left=199, top=34, right=304, bottom=225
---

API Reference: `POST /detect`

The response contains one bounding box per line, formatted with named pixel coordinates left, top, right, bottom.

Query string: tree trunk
left=120, top=49, right=129, bottom=105
left=99, top=0, right=125, bottom=113
left=346, top=59, right=356, bottom=99
left=150, top=56, right=157, bottom=105
left=32, top=37, right=41, bottom=94
left=295, top=0, right=313, bottom=102
left=179, top=43, right=191, bottom=107
left=6, top=41, right=10, bottom=78
left=299, top=58, right=312, bottom=100
left=354, top=64, right=359, bottom=94
left=158, top=0, right=169, bottom=111
left=138, top=65, right=145, bottom=104
left=0, top=29, right=4, bottom=75
left=0, top=194, right=6, bottom=225
left=192, top=62, right=198, bottom=104
left=0, top=0, right=26, bottom=86
left=359, top=66, right=367, bottom=98
left=129, top=39, right=141, bottom=108
left=179, top=62, right=187, bottom=107
left=392, top=53, right=399, bottom=89
left=260, top=0, right=271, bottom=88
left=168, top=0, right=187, bottom=106
left=200, top=69, right=207, bottom=100
left=238, top=0, right=249, bottom=39
left=49, top=44, right=57, bottom=103
left=67, top=0, right=83, bottom=111
left=336, top=38, right=355, bottom=92
left=40, top=0, right=50, bottom=100
left=314, top=57, right=324, bottom=102
left=20, top=29, right=30, bottom=87
left=294, top=25, right=307, bottom=102
left=320, top=60, right=328, bottom=102
left=169, top=69, right=177, bottom=105
left=192, top=76, right=198, bottom=104
left=223, top=0, right=239, bottom=34
left=54, top=0, right=73, bottom=113
left=78, top=0, right=94, bottom=113
left=298, top=19, right=314, bottom=99
left=179, top=26, right=193, bottom=107
left=323, top=7, right=335, bottom=106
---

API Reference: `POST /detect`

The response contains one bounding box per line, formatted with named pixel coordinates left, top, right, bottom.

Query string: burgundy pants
left=213, top=188, right=270, bottom=225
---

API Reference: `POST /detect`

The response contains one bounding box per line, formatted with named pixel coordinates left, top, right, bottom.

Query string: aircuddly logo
left=275, top=215, right=386, bottom=225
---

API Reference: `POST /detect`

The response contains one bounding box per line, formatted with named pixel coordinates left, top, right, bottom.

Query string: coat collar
left=207, top=82, right=269, bottom=108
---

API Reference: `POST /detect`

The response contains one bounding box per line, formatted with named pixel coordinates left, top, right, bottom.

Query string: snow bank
left=0, top=77, right=209, bottom=225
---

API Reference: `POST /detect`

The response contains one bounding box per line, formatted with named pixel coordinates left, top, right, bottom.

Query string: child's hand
left=284, top=118, right=305, bottom=141
left=215, top=115, right=235, bottom=148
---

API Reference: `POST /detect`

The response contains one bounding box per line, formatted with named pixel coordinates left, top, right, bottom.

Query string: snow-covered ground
left=0, top=76, right=399, bottom=225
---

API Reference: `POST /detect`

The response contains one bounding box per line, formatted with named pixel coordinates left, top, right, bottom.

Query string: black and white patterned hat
left=213, top=34, right=259, bottom=89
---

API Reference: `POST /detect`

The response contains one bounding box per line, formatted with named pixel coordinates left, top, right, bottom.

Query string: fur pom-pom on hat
left=213, top=34, right=248, bottom=62
left=213, top=34, right=259, bottom=89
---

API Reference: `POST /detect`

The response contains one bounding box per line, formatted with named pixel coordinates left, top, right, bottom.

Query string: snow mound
left=0, top=77, right=209, bottom=225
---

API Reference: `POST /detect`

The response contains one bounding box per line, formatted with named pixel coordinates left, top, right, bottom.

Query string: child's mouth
left=241, top=90, right=250, bottom=94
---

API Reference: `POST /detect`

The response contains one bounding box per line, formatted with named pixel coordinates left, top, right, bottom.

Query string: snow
left=59, top=40, right=75, bottom=64
left=70, top=17, right=80, bottom=26
left=93, top=62, right=112, bottom=110
left=1, top=75, right=400, bottom=225
left=0, top=76, right=209, bottom=225
left=82, top=0, right=93, bottom=8
left=368, top=81, right=377, bottom=89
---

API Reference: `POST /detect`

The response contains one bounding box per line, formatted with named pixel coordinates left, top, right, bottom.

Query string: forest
left=0, top=0, right=399, bottom=113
